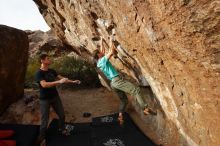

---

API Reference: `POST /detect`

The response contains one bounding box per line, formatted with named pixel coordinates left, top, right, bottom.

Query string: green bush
left=25, top=56, right=40, bottom=89
left=25, top=54, right=100, bottom=89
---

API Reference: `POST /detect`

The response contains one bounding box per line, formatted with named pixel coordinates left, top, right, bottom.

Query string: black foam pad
left=92, top=113, right=137, bottom=135
left=92, top=132, right=156, bottom=146
left=46, top=112, right=157, bottom=146
left=46, top=119, right=91, bottom=146
left=91, top=113, right=156, bottom=146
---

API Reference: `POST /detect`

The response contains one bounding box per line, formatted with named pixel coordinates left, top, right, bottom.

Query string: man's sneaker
left=65, top=124, right=75, bottom=132
left=61, top=129, right=70, bottom=136
left=59, top=124, right=74, bottom=136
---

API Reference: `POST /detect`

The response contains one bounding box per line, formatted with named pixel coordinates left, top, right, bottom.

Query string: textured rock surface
left=0, top=25, right=29, bottom=114
left=26, top=30, right=72, bottom=57
left=34, top=0, right=220, bottom=145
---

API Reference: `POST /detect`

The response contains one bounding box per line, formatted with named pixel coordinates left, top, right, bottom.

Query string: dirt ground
left=59, top=87, right=120, bottom=123
left=0, top=87, right=120, bottom=125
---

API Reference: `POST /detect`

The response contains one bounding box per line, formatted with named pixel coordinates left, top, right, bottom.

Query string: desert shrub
left=25, top=56, right=40, bottom=89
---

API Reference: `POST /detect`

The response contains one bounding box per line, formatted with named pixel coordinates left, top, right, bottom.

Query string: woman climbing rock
left=93, top=37, right=156, bottom=124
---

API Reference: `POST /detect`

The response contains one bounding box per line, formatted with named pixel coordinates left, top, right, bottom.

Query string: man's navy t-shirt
left=35, top=69, right=59, bottom=100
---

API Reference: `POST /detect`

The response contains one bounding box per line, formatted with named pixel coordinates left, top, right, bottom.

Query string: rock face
left=0, top=25, right=29, bottom=114
left=34, top=0, right=220, bottom=146
left=26, top=30, right=72, bottom=57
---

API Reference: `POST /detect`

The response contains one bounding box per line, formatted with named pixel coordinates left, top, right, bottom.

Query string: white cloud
left=0, top=0, right=50, bottom=31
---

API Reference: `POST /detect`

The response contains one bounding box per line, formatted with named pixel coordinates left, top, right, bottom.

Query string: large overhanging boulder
left=33, top=0, right=220, bottom=145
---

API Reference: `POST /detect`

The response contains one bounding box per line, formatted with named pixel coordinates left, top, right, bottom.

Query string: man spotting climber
left=93, top=37, right=155, bottom=124
left=35, top=54, right=81, bottom=145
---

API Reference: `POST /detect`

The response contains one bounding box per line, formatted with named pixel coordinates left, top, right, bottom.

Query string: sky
left=0, top=0, right=50, bottom=31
